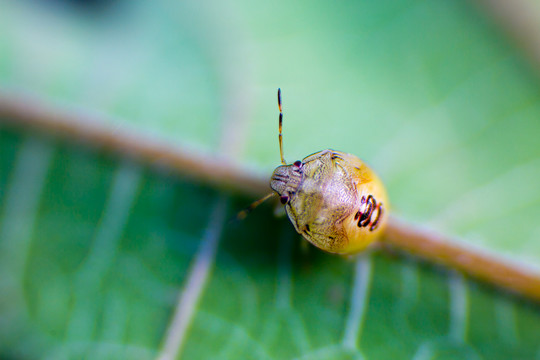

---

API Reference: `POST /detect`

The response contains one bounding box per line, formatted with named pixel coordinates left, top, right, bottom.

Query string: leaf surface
left=1, top=0, right=540, bottom=359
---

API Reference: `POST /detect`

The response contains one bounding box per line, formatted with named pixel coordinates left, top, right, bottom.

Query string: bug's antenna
left=278, top=88, right=286, bottom=165
left=233, top=192, right=276, bottom=222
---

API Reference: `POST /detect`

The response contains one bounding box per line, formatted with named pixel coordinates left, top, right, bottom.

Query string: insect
left=241, top=89, right=388, bottom=254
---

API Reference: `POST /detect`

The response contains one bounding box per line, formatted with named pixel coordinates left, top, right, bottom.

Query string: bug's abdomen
left=336, top=152, right=389, bottom=254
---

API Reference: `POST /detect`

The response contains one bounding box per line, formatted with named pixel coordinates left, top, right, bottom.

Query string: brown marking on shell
left=369, top=203, right=384, bottom=231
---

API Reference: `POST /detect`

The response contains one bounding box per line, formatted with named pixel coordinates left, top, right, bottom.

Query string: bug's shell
left=270, top=149, right=388, bottom=254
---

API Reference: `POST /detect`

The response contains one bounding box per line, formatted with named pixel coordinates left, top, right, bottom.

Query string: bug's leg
left=233, top=192, right=276, bottom=222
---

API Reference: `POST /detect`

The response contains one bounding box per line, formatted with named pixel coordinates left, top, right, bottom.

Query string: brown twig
left=473, top=0, right=540, bottom=75
left=384, top=215, right=540, bottom=302
left=0, top=92, right=268, bottom=197
left=1, top=91, right=540, bottom=302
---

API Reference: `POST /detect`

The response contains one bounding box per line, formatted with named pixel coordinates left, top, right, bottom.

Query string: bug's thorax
left=269, top=161, right=304, bottom=200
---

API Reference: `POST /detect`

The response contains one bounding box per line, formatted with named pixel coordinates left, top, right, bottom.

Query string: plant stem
left=1, top=91, right=539, bottom=302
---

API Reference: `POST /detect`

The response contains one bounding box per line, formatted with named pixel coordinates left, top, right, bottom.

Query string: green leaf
left=2, top=0, right=540, bottom=266
left=2, top=0, right=540, bottom=359
left=1, top=127, right=540, bottom=359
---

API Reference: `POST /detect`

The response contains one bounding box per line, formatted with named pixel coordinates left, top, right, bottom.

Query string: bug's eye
left=280, top=195, right=290, bottom=204
left=293, top=160, right=302, bottom=168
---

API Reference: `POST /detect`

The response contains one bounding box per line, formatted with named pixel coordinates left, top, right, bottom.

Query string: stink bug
left=241, top=89, right=388, bottom=254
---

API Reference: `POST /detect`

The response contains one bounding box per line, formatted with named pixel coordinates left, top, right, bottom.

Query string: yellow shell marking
left=269, top=89, right=388, bottom=254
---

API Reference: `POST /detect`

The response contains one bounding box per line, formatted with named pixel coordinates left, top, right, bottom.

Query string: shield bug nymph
left=242, top=89, right=388, bottom=254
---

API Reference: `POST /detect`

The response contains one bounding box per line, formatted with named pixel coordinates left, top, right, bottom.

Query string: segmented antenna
left=278, top=88, right=286, bottom=165
left=232, top=89, right=286, bottom=222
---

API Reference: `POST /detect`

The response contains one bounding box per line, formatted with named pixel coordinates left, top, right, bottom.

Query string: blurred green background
left=1, top=0, right=540, bottom=359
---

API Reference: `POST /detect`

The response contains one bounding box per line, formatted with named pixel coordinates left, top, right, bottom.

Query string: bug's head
left=270, top=160, right=303, bottom=204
